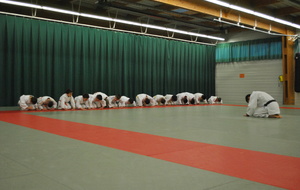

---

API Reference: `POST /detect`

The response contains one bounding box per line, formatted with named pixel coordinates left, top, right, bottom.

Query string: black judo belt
left=264, top=100, right=276, bottom=106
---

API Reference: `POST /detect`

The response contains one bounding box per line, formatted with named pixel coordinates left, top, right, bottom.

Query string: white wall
left=216, top=60, right=283, bottom=105
left=216, top=30, right=300, bottom=106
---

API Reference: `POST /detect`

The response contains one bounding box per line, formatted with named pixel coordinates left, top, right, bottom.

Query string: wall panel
left=216, top=60, right=283, bottom=105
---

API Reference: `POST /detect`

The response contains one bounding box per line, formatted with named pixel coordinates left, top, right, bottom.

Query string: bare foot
left=269, top=114, right=282, bottom=118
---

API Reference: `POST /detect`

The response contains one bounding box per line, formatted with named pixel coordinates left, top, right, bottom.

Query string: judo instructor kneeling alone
left=244, top=91, right=282, bottom=118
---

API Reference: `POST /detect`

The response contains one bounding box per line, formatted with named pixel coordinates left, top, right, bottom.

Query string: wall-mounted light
left=205, top=0, right=300, bottom=29
left=0, top=0, right=225, bottom=41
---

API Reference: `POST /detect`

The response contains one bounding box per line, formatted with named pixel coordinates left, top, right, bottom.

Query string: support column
left=282, top=32, right=295, bottom=105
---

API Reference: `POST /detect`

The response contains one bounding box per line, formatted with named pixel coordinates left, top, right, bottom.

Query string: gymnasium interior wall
left=216, top=60, right=283, bottom=105
left=216, top=31, right=300, bottom=106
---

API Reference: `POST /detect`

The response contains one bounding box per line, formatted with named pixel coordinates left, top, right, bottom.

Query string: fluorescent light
left=205, top=0, right=300, bottom=29
left=0, top=0, right=41, bottom=9
left=0, top=0, right=225, bottom=41
left=80, top=13, right=114, bottom=22
left=214, top=18, right=299, bottom=38
left=43, top=6, right=80, bottom=16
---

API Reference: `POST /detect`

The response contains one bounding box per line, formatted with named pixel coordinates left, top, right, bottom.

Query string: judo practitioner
left=176, top=92, right=188, bottom=105
left=106, top=94, right=121, bottom=108
left=37, top=96, right=57, bottom=110
left=194, top=93, right=207, bottom=104
left=208, top=96, right=222, bottom=104
left=89, top=92, right=107, bottom=108
left=118, top=96, right=136, bottom=107
left=244, top=91, right=281, bottom=118
left=18, top=95, right=38, bottom=111
left=58, top=89, right=75, bottom=110
left=153, top=94, right=166, bottom=105
left=75, top=94, right=90, bottom=110
left=176, top=92, right=194, bottom=105
left=165, top=94, right=177, bottom=105
left=136, top=93, right=156, bottom=106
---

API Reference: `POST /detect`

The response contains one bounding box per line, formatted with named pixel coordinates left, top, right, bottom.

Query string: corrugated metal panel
left=216, top=60, right=283, bottom=105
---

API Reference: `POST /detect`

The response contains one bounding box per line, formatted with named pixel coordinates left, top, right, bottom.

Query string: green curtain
left=0, top=14, right=216, bottom=106
left=216, top=37, right=282, bottom=63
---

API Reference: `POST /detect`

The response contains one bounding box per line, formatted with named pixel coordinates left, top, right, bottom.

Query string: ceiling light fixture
left=205, top=0, right=300, bottom=29
left=214, top=18, right=299, bottom=39
left=0, top=0, right=225, bottom=41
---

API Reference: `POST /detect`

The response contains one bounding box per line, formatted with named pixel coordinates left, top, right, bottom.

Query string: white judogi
left=194, top=93, right=207, bottom=104
left=247, top=91, right=280, bottom=118
left=153, top=94, right=165, bottom=105
left=208, top=96, right=223, bottom=104
left=37, top=96, right=57, bottom=110
left=177, top=92, right=194, bottom=105
left=186, top=92, right=195, bottom=104
left=58, top=93, right=75, bottom=109
left=18, top=95, right=37, bottom=110
left=89, top=92, right=107, bottom=108
left=106, top=95, right=119, bottom=108
left=136, top=94, right=156, bottom=106
left=176, top=92, right=187, bottom=105
left=119, top=96, right=136, bottom=107
left=165, top=94, right=177, bottom=105
left=75, top=95, right=90, bottom=109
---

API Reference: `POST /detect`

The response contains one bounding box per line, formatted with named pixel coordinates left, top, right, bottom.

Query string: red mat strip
left=0, top=112, right=300, bottom=189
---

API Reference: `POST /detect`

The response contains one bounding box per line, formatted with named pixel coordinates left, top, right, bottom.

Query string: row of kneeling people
left=18, top=89, right=222, bottom=111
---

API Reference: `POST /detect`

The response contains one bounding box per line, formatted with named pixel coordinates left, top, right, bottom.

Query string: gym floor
left=0, top=104, right=299, bottom=190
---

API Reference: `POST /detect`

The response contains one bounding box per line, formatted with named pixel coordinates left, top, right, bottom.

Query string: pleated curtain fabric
left=216, top=37, right=282, bottom=63
left=0, top=14, right=216, bottom=106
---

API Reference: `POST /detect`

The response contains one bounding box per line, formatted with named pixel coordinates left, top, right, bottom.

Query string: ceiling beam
left=151, top=0, right=295, bottom=35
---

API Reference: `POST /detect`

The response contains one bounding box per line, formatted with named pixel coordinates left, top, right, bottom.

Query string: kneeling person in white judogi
left=37, top=96, right=57, bottom=110
left=136, top=93, right=156, bottom=106
left=176, top=92, right=188, bottom=105
left=244, top=91, right=281, bottom=118
left=194, top=93, right=207, bottom=104
left=106, top=95, right=121, bottom=108
left=58, top=89, right=75, bottom=110
left=75, top=94, right=90, bottom=110
left=165, top=94, right=177, bottom=105
left=186, top=92, right=196, bottom=105
left=208, top=96, right=223, bottom=104
left=89, top=92, right=107, bottom=109
left=153, top=94, right=166, bottom=105
left=119, top=96, right=136, bottom=107
left=18, top=95, right=38, bottom=111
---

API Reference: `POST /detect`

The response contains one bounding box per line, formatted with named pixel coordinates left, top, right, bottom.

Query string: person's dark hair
left=83, top=94, right=89, bottom=99
left=31, top=97, right=37, bottom=104
left=65, top=89, right=73, bottom=94
left=48, top=101, right=54, bottom=107
left=245, top=94, right=251, bottom=103
left=115, top=94, right=121, bottom=100
left=145, top=98, right=150, bottom=104
left=128, top=98, right=134, bottom=104
left=201, top=95, right=207, bottom=101
left=217, top=97, right=222, bottom=102
left=183, top=97, right=188, bottom=104
left=172, top=95, right=177, bottom=101
left=160, top=98, right=166, bottom=105
left=190, top=98, right=195, bottom=104
left=96, top=95, right=102, bottom=100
